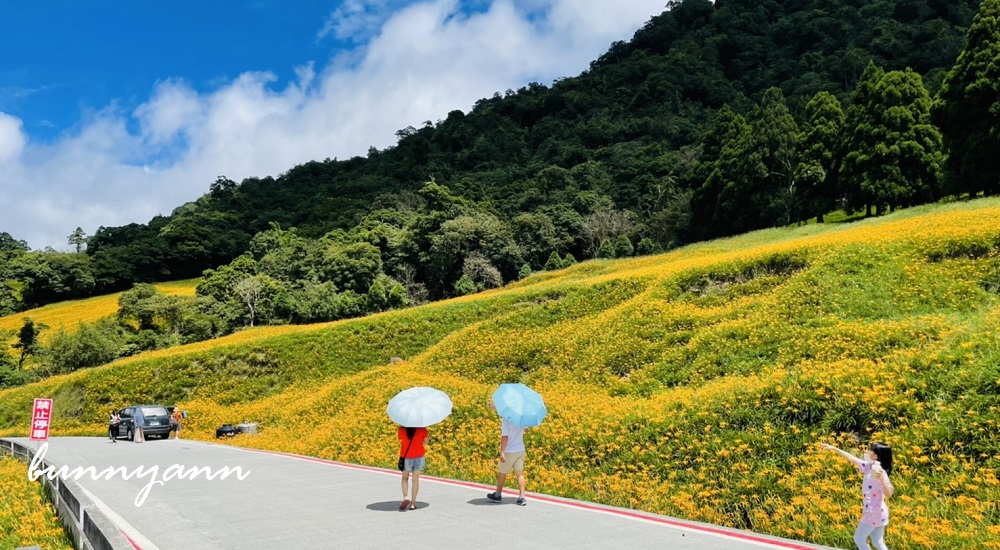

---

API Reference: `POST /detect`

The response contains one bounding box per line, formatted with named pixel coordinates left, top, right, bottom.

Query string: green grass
left=1, top=199, right=999, bottom=549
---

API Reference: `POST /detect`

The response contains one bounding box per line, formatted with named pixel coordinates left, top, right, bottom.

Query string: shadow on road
left=467, top=498, right=505, bottom=506
left=366, top=501, right=430, bottom=512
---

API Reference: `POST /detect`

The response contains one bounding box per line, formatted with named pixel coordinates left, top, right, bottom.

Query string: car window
left=141, top=406, right=169, bottom=416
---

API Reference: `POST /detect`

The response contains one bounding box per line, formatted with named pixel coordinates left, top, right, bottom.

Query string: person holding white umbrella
left=387, top=387, right=453, bottom=511
left=397, top=425, right=427, bottom=510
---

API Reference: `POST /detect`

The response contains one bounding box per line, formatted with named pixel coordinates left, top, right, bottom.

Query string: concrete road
left=7, top=437, right=839, bottom=550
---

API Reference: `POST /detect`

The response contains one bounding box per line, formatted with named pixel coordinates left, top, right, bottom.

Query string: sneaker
left=516, top=497, right=526, bottom=506
left=486, top=492, right=502, bottom=502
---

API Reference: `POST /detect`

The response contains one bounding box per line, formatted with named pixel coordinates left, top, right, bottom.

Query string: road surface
left=6, top=437, right=839, bottom=550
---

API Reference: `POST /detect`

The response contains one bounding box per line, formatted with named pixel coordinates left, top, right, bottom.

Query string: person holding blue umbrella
left=387, top=387, right=452, bottom=511
left=486, top=383, right=546, bottom=506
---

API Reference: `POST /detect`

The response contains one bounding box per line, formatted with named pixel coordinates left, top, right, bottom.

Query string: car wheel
left=127, top=427, right=134, bottom=441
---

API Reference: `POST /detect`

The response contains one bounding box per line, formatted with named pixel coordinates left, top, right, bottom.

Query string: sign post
left=30, top=398, right=52, bottom=452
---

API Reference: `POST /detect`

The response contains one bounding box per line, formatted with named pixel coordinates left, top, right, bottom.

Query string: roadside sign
left=30, top=398, right=53, bottom=441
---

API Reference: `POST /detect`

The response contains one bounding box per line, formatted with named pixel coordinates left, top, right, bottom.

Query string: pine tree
left=543, top=251, right=564, bottom=271
left=797, top=91, right=845, bottom=222
left=934, top=0, right=1000, bottom=197
left=844, top=66, right=943, bottom=214
left=694, top=105, right=751, bottom=236
left=842, top=62, right=887, bottom=215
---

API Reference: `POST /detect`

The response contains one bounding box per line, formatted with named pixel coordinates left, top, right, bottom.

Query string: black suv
left=118, top=405, right=172, bottom=440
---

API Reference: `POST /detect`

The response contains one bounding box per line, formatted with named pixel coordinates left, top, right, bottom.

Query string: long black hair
left=405, top=427, right=416, bottom=439
left=869, top=442, right=893, bottom=475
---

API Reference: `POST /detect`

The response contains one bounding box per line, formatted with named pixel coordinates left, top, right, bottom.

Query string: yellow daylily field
left=0, top=279, right=198, bottom=343
left=0, top=456, right=72, bottom=549
left=2, top=201, right=1000, bottom=549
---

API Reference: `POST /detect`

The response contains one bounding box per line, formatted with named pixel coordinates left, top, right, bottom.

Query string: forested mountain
left=1, top=0, right=994, bottom=317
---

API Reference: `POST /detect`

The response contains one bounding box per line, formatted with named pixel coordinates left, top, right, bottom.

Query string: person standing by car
left=169, top=407, right=183, bottom=439
left=108, top=409, right=121, bottom=443
left=133, top=406, right=145, bottom=443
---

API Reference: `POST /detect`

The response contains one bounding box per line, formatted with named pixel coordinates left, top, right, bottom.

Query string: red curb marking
left=119, top=528, right=143, bottom=549
left=235, top=446, right=818, bottom=550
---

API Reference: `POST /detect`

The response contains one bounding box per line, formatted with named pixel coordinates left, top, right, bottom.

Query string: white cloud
left=318, top=0, right=398, bottom=42
left=0, top=0, right=666, bottom=250
left=0, top=112, right=26, bottom=163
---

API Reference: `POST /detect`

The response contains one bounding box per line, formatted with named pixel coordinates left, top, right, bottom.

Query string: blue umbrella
left=491, top=383, right=547, bottom=427
left=387, top=387, right=453, bottom=427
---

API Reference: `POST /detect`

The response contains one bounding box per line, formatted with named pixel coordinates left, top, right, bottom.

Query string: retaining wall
left=0, top=438, right=134, bottom=550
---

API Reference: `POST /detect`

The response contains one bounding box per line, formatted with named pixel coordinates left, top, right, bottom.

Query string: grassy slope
left=0, top=279, right=198, bottom=342
left=2, top=203, right=999, bottom=549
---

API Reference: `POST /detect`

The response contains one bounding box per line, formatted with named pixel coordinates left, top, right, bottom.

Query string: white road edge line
left=75, top=481, right=160, bottom=550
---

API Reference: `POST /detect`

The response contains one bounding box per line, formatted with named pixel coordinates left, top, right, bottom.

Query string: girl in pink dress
left=821, top=442, right=895, bottom=550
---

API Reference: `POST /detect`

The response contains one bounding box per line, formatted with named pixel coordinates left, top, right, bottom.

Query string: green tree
left=12, top=251, right=96, bottom=308
left=0, top=282, right=19, bottom=316
left=693, top=106, right=752, bottom=237
left=841, top=62, right=887, bottom=215
left=843, top=65, right=944, bottom=213
left=365, top=276, right=390, bottom=311
left=614, top=235, right=634, bottom=258
left=511, top=212, right=567, bottom=269
left=0, top=232, right=29, bottom=257
left=708, top=89, right=801, bottom=232
left=311, top=241, right=383, bottom=293
left=518, top=264, right=532, bottom=280
left=934, top=0, right=1000, bottom=197
left=68, top=227, right=87, bottom=253
left=12, top=318, right=46, bottom=368
left=387, top=280, right=408, bottom=308
left=797, top=91, right=845, bottom=222
left=426, top=213, right=519, bottom=288
left=597, top=239, right=616, bottom=259
left=197, top=254, right=258, bottom=303
left=252, top=226, right=313, bottom=282
left=462, top=252, right=503, bottom=290
left=636, top=238, right=660, bottom=255
left=648, top=188, right=693, bottom=249
left=749, top=87, right=801, bottom=227
left=543, top=251, right=564, bottom=271
left=118, top=284, right=161, bottom=331
left=453, top=274, right=477, bottom=296
left=43, top=319, right=125, bottom=374
left=562, top=253, right=576, bottom=267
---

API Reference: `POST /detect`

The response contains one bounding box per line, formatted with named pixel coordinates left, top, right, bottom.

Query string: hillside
left=3, top=0, right=982, bottom=309
left=0, top=280, right=197, bottom=341
left=3, top=199, right=999, bottom=549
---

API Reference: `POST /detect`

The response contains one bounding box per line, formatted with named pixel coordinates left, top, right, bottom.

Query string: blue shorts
left=403, top=456, right=425, bottom=472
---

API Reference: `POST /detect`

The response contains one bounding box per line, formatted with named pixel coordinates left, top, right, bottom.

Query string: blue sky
left=0, top=0, right=667, bottom=250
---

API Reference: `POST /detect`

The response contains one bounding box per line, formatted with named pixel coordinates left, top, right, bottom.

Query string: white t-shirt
left=501, top=419, right=525, bottom=453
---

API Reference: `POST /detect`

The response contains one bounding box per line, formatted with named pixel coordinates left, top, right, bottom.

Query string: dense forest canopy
left=1, top=0, right=995, bottom=322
